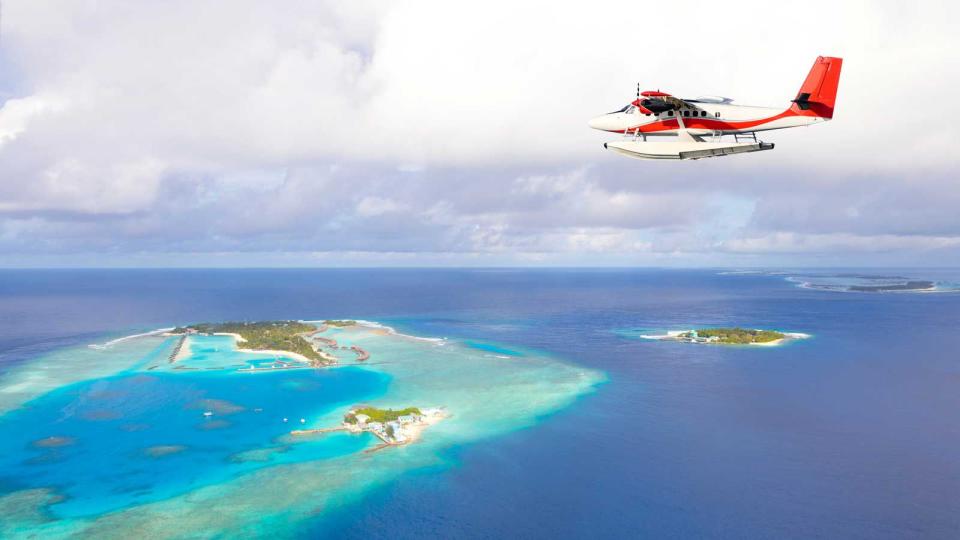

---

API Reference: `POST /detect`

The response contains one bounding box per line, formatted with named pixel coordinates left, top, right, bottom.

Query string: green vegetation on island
left=684, top=327, right=785, bottom=344
left=343, top=406, right=422, bottom=424
left=324, top=320, right=358, bottom=327
left=848, top=280, right=934, bottom=292
left=172, top=321, right=329, bottom=363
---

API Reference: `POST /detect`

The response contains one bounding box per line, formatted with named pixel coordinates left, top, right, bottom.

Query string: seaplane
left=588, top=56, right=842, bottom=160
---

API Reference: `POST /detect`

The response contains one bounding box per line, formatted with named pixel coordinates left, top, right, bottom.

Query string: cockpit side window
left=608, top=104, right=633, bottom=114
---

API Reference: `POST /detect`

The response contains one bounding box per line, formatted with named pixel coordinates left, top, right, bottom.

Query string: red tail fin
left=793, top=56, right=843, bottom=118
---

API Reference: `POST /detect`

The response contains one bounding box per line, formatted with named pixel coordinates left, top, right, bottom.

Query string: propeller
left=631, top=83, right=656, bottom=115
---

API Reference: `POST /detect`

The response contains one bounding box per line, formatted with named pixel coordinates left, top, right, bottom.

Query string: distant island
left=324, top=320, right=358, bottom=327
left=291, top=405, right=448, bottom=450
left=721, top=270, right=954, bottom=294
left=846, top=280, right=935, bottom=292
left=642, top=327, right=809, bottom=346
left=169, top=320, right=366, bottom=366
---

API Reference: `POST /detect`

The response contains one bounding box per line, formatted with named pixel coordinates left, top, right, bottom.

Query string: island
left=4, top=317, right=605, bottom=538
left=642, top=327, right=809, bottom=346
left=291, top=406, right=448, bottom=450
left=324, top=320, right=358, bottom=327
left=847, top=280, right=935, bottom=292
left=170, top=321, right=337, bottom=366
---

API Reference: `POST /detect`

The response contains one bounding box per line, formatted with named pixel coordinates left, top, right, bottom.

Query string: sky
left=1, top=0, right=958, bottom=268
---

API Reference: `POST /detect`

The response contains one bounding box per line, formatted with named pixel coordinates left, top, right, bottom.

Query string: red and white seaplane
left=588, top=56, right=842, bottom=160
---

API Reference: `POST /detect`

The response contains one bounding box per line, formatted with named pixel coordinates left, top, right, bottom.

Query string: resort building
left=396, top=414, right=420, bottom=425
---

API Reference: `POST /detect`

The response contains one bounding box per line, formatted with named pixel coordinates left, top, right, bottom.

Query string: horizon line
left=1, top=265, right=959, bottom=271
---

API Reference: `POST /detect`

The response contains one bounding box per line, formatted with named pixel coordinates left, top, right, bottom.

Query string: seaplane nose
left=588, top=115, right=608, bottom=130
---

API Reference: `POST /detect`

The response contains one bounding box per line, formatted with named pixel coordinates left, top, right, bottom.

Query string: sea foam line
left=88, top=328, right=174, bottom=350
left=353, top=320, right=447, bottom=343
left=638, top=330, right=687, bottom=340
left=304, top=319, right=447, bottom=344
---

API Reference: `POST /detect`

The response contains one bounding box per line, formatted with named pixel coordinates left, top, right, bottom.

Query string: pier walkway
left=168, top=335, right=187, bottom=363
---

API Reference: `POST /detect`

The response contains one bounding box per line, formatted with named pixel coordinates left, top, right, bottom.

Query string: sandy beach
left=213, top=332, right=247, bottom=343
left=751, top=332, right=812, bottom=346
left=235, top=348, right=313, bottom=364
left=402, top=411, right=448, bottom=444
left=639, top=330, right=688, bottom=340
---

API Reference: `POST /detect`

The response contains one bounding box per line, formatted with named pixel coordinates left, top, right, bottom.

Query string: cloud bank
left=1, top=0, right=959, bottom=266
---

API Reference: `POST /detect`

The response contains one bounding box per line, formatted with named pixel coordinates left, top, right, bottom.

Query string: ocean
left=1, top=268, right=958, bottom=538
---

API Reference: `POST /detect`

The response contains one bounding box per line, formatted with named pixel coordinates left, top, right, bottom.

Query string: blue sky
left=1, top=1, right=959, bottom=267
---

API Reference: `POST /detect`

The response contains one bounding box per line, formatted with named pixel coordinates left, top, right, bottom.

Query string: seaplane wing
left=589, top=56, right=843, bottom=160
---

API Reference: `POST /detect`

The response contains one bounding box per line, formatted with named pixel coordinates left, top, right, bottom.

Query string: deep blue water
left=1, top=268, right=959, bottom=538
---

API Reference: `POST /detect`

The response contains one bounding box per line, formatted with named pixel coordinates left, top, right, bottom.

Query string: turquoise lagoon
left=0, top=323, right=603, bottom=538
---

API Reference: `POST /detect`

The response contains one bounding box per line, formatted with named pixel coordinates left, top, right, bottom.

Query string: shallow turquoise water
left=463, top=340, right=523, bottom=356
left=0, top=354, right=388, bottom=518
left=0, top=323, right=601, bottom=538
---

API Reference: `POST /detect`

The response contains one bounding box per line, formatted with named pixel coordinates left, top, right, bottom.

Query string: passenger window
left=715, top=112, right=720, bottom=118
left=667, top=111, right=674, bottom=117
left=701, top=111, right=706, bottom=117
left=682, top=111, right=689, bottom=117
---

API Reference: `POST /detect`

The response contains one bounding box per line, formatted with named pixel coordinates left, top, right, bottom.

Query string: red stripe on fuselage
left=610, top=107, right=808, bottom=134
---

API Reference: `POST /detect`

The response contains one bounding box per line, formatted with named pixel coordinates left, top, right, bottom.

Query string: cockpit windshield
left=608, top=104, right=636, bottom=114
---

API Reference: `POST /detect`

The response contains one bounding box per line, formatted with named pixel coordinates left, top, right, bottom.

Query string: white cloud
left=355, top=196, right=405, bottom=217
left=5, top=1, right=958, bottom=169
left=0, top=0, right=959, bottom=264
left=722, top=232, right=960, bottom=254
left=0, top=95, right=65, bottom=147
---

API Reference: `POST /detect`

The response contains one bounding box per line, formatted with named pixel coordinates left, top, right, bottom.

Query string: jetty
left=364, top=443, right=391, bottom=454
left=350, top=346, right=370, bottom=361
left=290, top=426, right=349, bottom=436
left=168, top=335, right=187, bottom=363
left=289, top=424, right=392, bottom=444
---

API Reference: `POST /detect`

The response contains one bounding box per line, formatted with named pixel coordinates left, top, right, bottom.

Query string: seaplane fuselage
left=588, top=56, right=843, bottom=160
left=588, top=101, right=829, bottom=136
